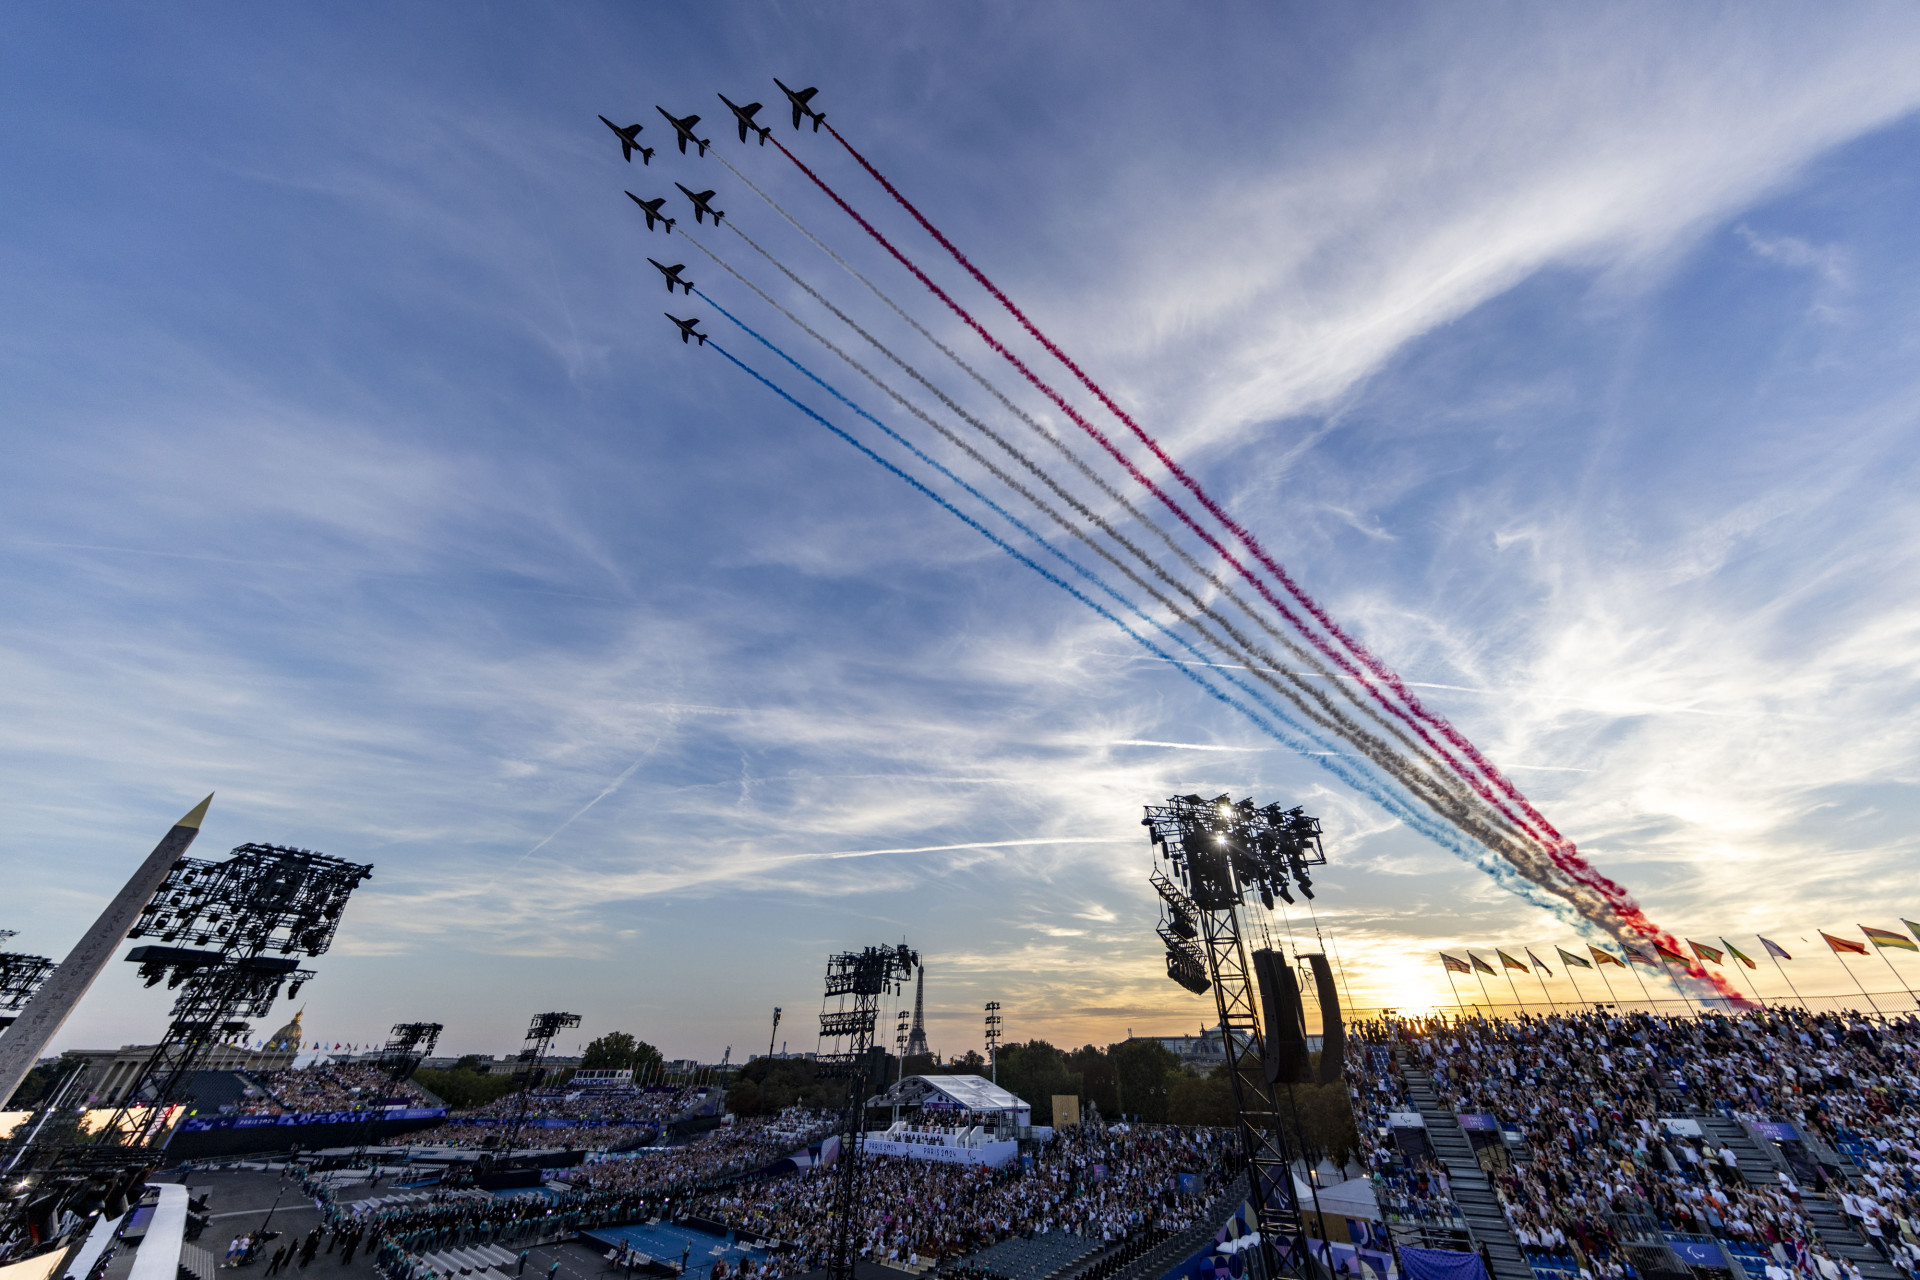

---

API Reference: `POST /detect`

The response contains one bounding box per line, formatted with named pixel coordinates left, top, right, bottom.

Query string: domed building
left=263, top=1007, right=305, bottom=1054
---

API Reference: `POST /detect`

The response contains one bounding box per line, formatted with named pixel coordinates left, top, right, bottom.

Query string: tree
left=993, top=1040, right=1083, bottom=1125
left=412, top=1064, right=521, bottom=1110
left=1067, top=1045, right=1120, bottom=1118
left=580, top=1031, right=662, bottom=1076
left=1109, top=1038, right=1183, bottom=1123
left=1167, top=1068, right=1235, bottom=1126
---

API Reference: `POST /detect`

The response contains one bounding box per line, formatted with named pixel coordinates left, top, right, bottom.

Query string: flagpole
left=1589, top=953, right=1625, bottom=1010
left=1468, top=958, right=1497, bottom=1020
left=1864, top=930, right=1920, bottom=1009
left=1562, top=958, right=1590, bottom=1008
left=1654, top=952, right=1701, bottom=1018
left=1760, top=939, right=1807, bottom=1011
left=1829, top=936, right=1886, bottom=1017
left=1530, top=957, right=1560, bottom=1014
left=1440, top=960, right=1468, bottom=1021
left=1624, top=953, right=1661, bottom=1015
left=1500, top=963, right=1528, bottom=1018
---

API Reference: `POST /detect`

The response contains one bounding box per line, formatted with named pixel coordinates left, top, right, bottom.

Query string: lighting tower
left=0, top=934, right=55, bottom=1035
left=983, top=1002, right=1002, bottom=1084
left=767, top=1006, right=782, bottom=1059
left=504, top=1011, right=580, bottom=1152
left=349, top=1021, right=443, bottom=1164
left=107, top=842, right=373, bottom=1146
left=1143, top=793, right=1327, bottom=1279
left=894, top=1009, right=910, bottom=1083
left=816, top=943, right=916, bottom=1280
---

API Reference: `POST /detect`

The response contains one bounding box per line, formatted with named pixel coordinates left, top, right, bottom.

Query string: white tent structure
left=868, top=1074, right=1031, bottom=1127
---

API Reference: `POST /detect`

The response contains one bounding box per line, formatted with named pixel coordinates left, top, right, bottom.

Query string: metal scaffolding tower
left=815, top=943, right=917, bottom=1280
left=1144, top=793, right=1328, bottom=1280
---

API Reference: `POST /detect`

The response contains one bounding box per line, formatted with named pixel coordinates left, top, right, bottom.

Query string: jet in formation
left=717, top=93, right=771, bottom=146
left=674, top=183, right=724, bottom=227
left=667, top=314, right=707, bottom=345
left=654, top=106, right=711, bottom=156
left=648, top=259, right=693, bottom=294
left=773, top=79, right=825, bottom=132
left=626, top=192, right=675, bottom=233
left=597, top=115, right=654, bottom=164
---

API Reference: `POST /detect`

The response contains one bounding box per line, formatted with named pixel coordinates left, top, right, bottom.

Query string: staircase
left=1396, top=1054, right=1531, bottom=1280
left=1697, top=1116, right=1900, bottom=1280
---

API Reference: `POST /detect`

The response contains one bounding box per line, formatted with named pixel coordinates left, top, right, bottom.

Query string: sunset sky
left=6, top=3, right=1920, bottom=1062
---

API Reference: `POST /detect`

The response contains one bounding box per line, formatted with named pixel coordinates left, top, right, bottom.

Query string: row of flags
left=1439, top=920, right=1920, bottom=978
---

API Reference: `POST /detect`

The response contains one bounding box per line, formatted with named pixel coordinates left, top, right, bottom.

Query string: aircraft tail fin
left=640, top=147, right=654, bottom=164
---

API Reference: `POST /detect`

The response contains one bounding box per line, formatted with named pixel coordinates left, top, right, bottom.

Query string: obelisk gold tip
left=175, top=793, right=214, bottom=830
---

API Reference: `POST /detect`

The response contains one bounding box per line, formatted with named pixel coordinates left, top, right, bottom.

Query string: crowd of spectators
left=1351, top=1007, right=1920, bottom=1280
left=260, top=1063, right=433, bottom=1114
left=360, top=1114, right=1231, bottom=1280
left=676, top=1123, right=1236, bottom=1275
left=386, top=1085, right=715, bottom=1149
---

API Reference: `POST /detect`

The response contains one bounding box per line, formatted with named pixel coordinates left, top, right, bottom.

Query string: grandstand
left=1353, top=1009, right=1919, bottom=1280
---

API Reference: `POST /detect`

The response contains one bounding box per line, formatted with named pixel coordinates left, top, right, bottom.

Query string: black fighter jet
left=648, top=259, right=693, bottom=295
left=773, top=79, right=825, bottom=132
left=717, top=93, right=771, bottom=146
left=674, top=183, right=724, bottom=227
left=626, top=192, right=675, bottom=233
left=654, top=106, right=711, bottom=156
left=667, top=314, right=707, bottom=345
left=597, top=115, right=654, bottom=164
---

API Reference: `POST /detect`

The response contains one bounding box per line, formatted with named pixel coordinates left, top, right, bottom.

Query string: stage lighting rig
left=101, top=843, right=372, bottom=1147
left=1142, top=792, right=1328, bottom=1279
left=0, top=947, right=55, bottom=1029
left=504, top=1011, right=579, bottom=1151
left=1142, top=793, right=1325, bottom=911
left=1151, top=870, right=1210, bottom=995
left=815, top=943, right=917, bottom=1280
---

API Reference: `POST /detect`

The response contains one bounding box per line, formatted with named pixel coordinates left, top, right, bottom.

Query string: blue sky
left=6, top=3, right=1920, bottom=1061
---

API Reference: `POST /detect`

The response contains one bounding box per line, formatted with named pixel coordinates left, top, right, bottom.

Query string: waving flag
left=1590, top=945, right=1626, bottom=967
left=1497, top=949, right=1529, bottom=973
left=1758, top=936, right=1792, bottom=960
left=1470, top=953, right=1497, bottom=975
left=1653, top=941, right=1690, bottom=964
left=1720, top=940, right=1757, bottom=970
left=1441, top=953, right=1473, bottom=974
left=1526, top=949, right=1553, bottom=975
left=1904, top=920, right=1920, bottom=946
left=1558, top=947, right=1593, bottom=970
left=1862, top=925, right=1918, bottom=952
left=1622, top=943, right=1658, bottom=965
left=1823, top=932, right=1870, bottom=957
left=1688, top=940, right=1724, bottom=965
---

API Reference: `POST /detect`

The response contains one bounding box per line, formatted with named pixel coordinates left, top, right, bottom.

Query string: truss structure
left=816, top=944, right=917, bottom=1280
left=1145, top=793, right=1324, bottom=1278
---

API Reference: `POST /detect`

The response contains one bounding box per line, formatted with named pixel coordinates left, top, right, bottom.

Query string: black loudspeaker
left=1307, top=953, right=1345, bottom=1084
left=1252, top=948, right=1311, bottom=1085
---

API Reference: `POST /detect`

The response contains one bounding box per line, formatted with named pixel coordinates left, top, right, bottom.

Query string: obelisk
left=0, top=795, right=212, bottom=1106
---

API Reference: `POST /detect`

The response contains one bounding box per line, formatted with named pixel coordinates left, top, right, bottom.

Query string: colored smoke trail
left=678, top=219, right=1572, bottom=900
left=709, top=153, right=1538, bottom=835
left=762, top=136, right=1576, bottom=874
left=697, top=333, right=1585, bottom=925
left=815, top=124, right=1712, bottom=968
left=760, top=132, right=1746, bottom=1005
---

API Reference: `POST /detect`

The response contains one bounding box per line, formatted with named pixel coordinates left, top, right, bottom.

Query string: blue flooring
left=583, top=1222, right=766, bottom=1279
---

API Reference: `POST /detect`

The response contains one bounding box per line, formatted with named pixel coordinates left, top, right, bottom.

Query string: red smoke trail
left=812, top=125, right=1694, bottom=949
left=765, top=136, right=1562, bottom=860
left=821, top=126, right=1552, bottom=818
left=784, top=132, right=1754, bottom=1009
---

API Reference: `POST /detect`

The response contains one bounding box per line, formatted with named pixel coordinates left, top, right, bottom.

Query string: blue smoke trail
left=700, top=333, right=1578, bottom=925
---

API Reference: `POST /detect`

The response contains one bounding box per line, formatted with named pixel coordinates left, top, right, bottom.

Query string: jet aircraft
left=654, top=106, right=711, bottom=156
left=773, top=79, right=825, bottom=132
left=597, top=115, right=654, bottom=164
left=648, top=259, right=693, bottom=295
left=717, top=93, right=771, bottom=145
left=667, top=314, right=707, bottom=345
left=675, top=183, right=725, bottom=227
left=625, top=191, right=675, bottom=233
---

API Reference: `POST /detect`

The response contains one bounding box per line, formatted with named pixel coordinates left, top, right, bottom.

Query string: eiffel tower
left=904, top=964, right=929, bottom=1058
